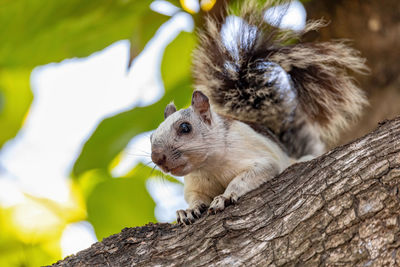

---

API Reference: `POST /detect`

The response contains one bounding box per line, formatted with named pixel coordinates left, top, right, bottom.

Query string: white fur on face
left=151, top=107, right=213, bottom=176
left=151, top=110, right=182, bottom=146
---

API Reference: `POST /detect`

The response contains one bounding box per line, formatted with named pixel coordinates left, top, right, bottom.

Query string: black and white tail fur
left=192, top=0, right=368, bottom=158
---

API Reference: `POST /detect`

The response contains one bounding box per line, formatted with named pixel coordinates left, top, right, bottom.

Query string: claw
left=207, top=207, right=214, bottom=215
left=208, top=193, right=239, bottom=214
left=230, top=193, right=238, bottom=204
left=199, top=203, right=207, bottom=212
left=176, top=204, right=208, bottom=225
left=192, top=209, right=201, bottom=219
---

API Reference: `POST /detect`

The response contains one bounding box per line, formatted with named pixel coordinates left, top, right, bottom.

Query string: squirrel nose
left=151, top=151, right=167, bottom=166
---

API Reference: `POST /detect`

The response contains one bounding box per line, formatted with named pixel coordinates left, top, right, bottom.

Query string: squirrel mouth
left=157, top=163, right=187, bottom=176
left=168, top=165, right=186, bottom=175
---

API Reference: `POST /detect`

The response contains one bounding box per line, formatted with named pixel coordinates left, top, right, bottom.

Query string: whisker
left=159, top=173, right=166, bottom=185
left=125, top=153, right=151, bottom=158
left=134, top=148, right=151, bottom=155
left=144, top=161, right=154, bottom=167
left=150, top=164, right=157, bottom=176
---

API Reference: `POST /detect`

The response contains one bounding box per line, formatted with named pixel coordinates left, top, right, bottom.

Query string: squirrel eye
left=178, top=122, right=192, bottom=134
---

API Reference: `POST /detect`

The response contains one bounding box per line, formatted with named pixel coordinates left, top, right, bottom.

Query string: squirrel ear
left=191, top=90, right=211, bottom=124
left=164, top=102, right=177, bottom=119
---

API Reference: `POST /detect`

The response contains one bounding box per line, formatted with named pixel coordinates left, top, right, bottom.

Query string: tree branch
left=52, top=116, right=400, bottom=266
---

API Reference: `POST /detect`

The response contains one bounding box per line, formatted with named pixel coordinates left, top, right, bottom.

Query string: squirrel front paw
left=176, top=203, right=207, bottom=225
left=208, top=193, right=238, bottom=214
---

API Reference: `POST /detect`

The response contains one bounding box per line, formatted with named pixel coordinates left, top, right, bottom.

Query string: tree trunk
left=51, top=116, right=400, bottom=267
left=304, top=0, right=400, bottom=146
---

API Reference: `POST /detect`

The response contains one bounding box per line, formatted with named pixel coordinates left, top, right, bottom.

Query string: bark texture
left=304, top=0, right=400, bottom=146
left=52, top=117, right=400, bottom=267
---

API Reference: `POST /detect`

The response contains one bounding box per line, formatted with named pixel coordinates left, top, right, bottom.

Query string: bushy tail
left=192, top=0, right=368, bottom=143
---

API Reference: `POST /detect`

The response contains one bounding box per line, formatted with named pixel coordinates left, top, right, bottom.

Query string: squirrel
left=150, top=0, right=368, bottom=225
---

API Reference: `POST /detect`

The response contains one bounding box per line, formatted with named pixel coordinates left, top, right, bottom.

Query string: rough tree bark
left=51, top=116, right=400, bottom=266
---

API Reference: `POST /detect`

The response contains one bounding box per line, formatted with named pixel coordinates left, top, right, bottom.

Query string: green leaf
left=86, top=174, right=156, bottom=240
left=161, top=31, right=196, bottom=91
left=0, top=91, right=4, bottom=113
left=76, top=169, right=112, bottom=200
left=129, top=12, right=170, bottom=66
left=0, top=242, right=60, bottom=267
left=166, top=0, right=182, bottom=6
left=77, top=162, right=181, bottom=239
left=0, top=207, right=61, bottom=267
left=0, top=0, right=156, bottom=68
left=0, top=69, right=33, bottom=149
left=73, top=31, right=197, bottom=176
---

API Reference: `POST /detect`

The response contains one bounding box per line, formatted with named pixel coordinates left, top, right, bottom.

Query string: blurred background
left=0, top=0, right=398, bottom=265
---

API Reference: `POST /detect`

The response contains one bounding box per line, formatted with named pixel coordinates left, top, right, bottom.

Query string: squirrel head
left=150, top=91, right=216, bottom=176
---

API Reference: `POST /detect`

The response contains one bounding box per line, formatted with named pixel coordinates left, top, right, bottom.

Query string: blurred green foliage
left=0, top=69, right=32, bottom=148
left=0, top=205, right=62, bottom=267
left=0, top=0, right=215, bottom=265
left=86, top=176, right=156, bottom=239
left=0, top=0, right=161, bottom=68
